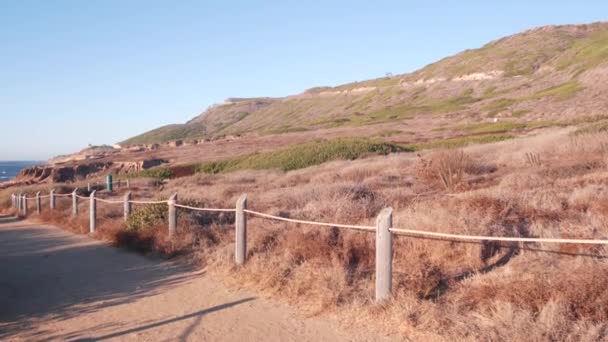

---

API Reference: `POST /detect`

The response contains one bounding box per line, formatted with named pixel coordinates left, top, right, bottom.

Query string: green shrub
left=195, top=138, right=409, bottom=174
left=312, top=105, right=417, bottom=128
left=511, top=110, right=529, bottom=118
left=404, top=133, right=515, bottom=150
left=483, top=86, right=498, bottom=98
left=482, top=98, right=518, bottom=116
left=457, top=120, right=555, bottom=134
left=264, top=126, right=310, bottom=134
left=458, top=121, right=526, bottom=134
left=376, top=129, right=402, bottom=137
left=417, top=95, right=480, bottom=114
left=128, top=168, right=173, bottom=180
left=461, top=88, right=474, bottom=97
left=527, top=81, right=583, bottom=101
left=126, top=203, right=167, bottom=231
left=196, top=160, right=234, bottom=174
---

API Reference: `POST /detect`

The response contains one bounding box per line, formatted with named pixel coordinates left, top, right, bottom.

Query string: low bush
left=482, top=98, right=518, bottom=116
left=405, top=133, right=515, bottom=150
left=527, top=81, right=583, bottom=101
left=195, top=138, right=408, bottom=174
left=458, top=120, right=555, bottom=134
left=126, top=203, right=167, bottom=231
left=128, top=168, right=173, bottom=180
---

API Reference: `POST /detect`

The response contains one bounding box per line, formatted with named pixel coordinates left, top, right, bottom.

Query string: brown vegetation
left=5, top=128, right=608, bottom=340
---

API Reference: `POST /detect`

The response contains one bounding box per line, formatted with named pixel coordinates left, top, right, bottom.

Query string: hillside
left=122, top=22, right=608, bottom=146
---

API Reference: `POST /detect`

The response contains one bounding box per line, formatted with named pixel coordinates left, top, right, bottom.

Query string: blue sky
left=1, top=1, right=606, bottom=160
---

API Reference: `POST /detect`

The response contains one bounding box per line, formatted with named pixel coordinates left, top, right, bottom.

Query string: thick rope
left=128, top=200, right=168, bottom=205
left=388, top=227, right=608, bottom=245
left=174, top=203, right=236, bottom=212
left=96, top=198, right=124, bottom=204
left=19, top=191, right=608, bottom=245
left=243, top=209, right=376, bottom=232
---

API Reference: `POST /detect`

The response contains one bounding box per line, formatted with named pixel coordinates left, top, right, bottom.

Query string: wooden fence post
left=168, top=193, right=178, bottom=237
left=72, top=188, right=79, bottom=217
left=89, top=190, right=96, bottom=233
left=17, top=193, right=21, bottom=212
left=50, top=189, right=56, bottom=210
left=36, top=192, right=41, bottom=215
left=124, top=191, right=132, bottom=222
left=22, top=194, right=28, bottom=216
left=11, top=194, right=15, bottom=208
left=126, top=179, right=130, bottom=189
left=375, top=207, right=393, bottom=302
left=235, top=194, right=248, bottom=265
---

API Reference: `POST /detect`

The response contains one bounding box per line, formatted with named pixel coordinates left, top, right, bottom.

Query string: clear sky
left=1, top=1, right=606, bottom=160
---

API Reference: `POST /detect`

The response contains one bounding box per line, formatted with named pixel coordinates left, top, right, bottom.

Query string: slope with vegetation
left=6, top=127, right=608, bottom=340
left=123, top=22, right=608, bottom=147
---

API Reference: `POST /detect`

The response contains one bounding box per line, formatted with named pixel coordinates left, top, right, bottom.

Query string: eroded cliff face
left=10, top=162, right=112, bottom=185
left=1, top=159, right=168, bottom=189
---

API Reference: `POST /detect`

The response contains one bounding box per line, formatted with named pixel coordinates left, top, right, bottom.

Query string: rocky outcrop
left=11, top=162, right=113, bottom=185
left=1, top=158, right=169, bottom=189
left=48, top=145, right=120, bottom=165
left=112, top=159, right=168, bottom=174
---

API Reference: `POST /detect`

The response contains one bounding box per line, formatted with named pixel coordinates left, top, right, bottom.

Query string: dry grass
left=416, top=150, right=474, bottom=192
left=5, top=128, right=608, bottom=340
left=525, top=151, right=542, bottom=167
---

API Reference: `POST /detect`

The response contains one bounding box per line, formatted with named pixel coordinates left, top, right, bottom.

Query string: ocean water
left=0, top=161, right=42, bottom=183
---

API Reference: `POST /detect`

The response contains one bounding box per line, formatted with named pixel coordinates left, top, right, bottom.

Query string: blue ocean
left=0, top=161, right=42, bottom=183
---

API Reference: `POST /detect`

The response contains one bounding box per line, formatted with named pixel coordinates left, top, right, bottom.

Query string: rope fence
left=95, top=197, right=125, bottom=204
left=174, top=203, right=235, bottom=212
left=128, top=199, right=169, bottom=205
left=388, top=228, right=608, bottom=244
left=244, top=209, right=376, bottom=232
left=11, top=191, right=608, bottom=244
left=10, top=187, right=608, bottom=302
left=53, top=193, right=73, bottom=198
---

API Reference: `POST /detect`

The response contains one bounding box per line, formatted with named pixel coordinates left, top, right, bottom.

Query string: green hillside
left=123, top=22, right=608, bottom=146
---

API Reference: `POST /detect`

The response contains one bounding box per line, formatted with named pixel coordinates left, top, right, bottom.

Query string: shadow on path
left=0, top=215, right=19, bottom=224
left=71, top=298, right=256, bottom=341
left=0, top=222, right=196, bottom=340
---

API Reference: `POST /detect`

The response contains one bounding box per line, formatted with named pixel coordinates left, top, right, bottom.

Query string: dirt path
left=0, top=217, right=395, bottom=341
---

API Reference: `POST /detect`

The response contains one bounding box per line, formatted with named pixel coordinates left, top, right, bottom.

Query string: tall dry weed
left=416, top=150, right=471, bottom=192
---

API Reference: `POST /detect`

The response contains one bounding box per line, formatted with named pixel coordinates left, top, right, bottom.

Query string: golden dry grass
left=6, top=128, right=608, bottom=340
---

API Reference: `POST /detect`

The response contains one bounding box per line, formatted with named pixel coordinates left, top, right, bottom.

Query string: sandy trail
left=0, top=217, right=394, bottom=341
